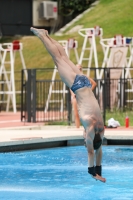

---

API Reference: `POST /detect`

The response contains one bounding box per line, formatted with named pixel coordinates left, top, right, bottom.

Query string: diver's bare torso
left=75, top=87, right=104, bottom=133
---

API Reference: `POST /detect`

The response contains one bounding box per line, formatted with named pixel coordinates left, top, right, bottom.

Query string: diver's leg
left=30, top=27, right=76, bottom=88
left=30, top=27, right=81, bottom=74
left=48, top=36, right=82, bottom=75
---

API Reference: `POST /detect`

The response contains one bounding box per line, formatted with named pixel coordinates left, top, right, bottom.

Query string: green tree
left=57, top=0, right=96, bottom=16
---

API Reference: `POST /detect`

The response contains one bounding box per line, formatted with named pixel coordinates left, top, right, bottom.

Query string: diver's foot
left=30, top=27, right=48, bottom=39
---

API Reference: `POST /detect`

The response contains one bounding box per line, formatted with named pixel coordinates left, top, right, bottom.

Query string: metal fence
left=21, top=69, right=72, bottom=125
left=0, top=68, right=133, bottom=125
left=20, top=68, right=133, bottom=125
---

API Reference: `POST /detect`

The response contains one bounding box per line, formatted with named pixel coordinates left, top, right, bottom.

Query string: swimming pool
left=0, top=145, right=133, bottom=200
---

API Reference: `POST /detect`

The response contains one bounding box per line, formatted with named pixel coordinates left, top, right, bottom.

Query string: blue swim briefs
left=71, top=75, right=92, bottom=93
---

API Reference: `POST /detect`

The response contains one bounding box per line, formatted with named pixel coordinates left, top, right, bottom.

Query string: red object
left=125, top=116, right=129, bottom=128
left=12, top=40, right=20, bottom=50
left=53, top=7, right=57, bottom=12
left=68, top=38, right=75, bottom=49
left=90, top=26, right=101, bottom=36
left=114, top=35, right=123, bottom=46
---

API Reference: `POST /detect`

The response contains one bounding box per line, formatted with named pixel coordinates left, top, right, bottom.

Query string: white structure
left=78, top=26, right=103, bottom=78
left=125, top=37, right=133, bottom=77
left=66, top=38, right=79, bottom=63
left=0, top=41, right=27, bottom=113
left=99, top=35, right=129, bottom=78
left=39, top=1, right=58, bottom=20
left=32, top=0, right=58, bottom=28
left=124, top=37, right=133, bottom=104
left=44, top=39, right=79, bottom=113
left=99, top=35, right=132, bottom=109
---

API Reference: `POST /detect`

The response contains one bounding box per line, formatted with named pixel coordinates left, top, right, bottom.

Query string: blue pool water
left=0, top=145, right=133, bottom=200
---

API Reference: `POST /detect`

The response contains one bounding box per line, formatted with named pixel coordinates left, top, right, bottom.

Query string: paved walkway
left=0, top=112, right=133, bottom=152
left=0, top=112, right=43, bottom=129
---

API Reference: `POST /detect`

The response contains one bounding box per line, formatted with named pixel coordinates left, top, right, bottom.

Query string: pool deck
left=0, top=112, right=133, bottom=152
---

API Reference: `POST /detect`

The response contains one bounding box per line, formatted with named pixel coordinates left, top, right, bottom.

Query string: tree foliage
left=57, top=0, right=96, bottom=16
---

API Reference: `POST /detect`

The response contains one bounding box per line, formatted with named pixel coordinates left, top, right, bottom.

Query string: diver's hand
left=93, top=174, right=106, bottom=183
